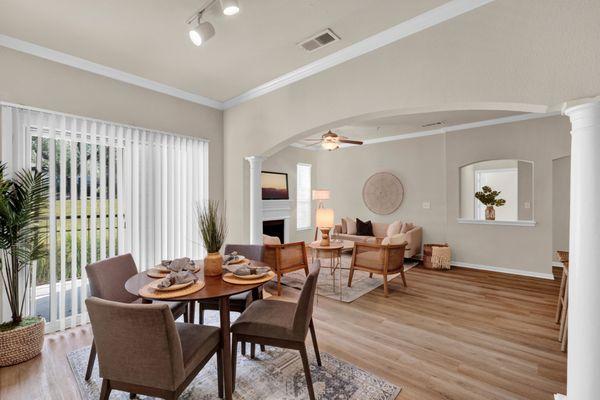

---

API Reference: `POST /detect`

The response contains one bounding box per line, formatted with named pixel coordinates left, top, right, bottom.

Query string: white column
left=245, top=156, right=265, bottom=245
left=564, top=101, right=600, bottom=399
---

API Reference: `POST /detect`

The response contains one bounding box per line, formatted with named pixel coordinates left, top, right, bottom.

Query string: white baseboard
left=452, top=261, right=555, bottom=280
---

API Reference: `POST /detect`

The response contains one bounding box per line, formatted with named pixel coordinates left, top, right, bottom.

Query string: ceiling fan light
left=189, top=21, right=215, bottom=46
left=220, top=0, right=240, bottom=15
left=322, top=141, right=339, bottom=151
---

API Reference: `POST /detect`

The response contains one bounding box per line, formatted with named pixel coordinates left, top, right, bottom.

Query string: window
left=296, top=163, right=312, bottom=230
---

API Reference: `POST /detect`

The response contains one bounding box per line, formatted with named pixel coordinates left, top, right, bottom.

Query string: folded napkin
left=162, top=257, right=195, bottom=272
left=157, top=271, right=197, bottom=289
left=230, top=265, right=271, bottom=277
left=223, top=251, right=240, bottom=265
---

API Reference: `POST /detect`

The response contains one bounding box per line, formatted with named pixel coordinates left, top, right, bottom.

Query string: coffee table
left=308, top=241, right=347, bottom=300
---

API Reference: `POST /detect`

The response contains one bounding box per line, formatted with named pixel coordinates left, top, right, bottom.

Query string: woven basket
left=0, top=317, right=45, bottom=367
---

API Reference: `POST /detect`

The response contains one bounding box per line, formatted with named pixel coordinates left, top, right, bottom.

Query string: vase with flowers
left=474, top=185, right=506, bottom=221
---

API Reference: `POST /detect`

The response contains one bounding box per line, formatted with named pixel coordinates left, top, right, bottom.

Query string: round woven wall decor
left=362, top=172, right=404, bottom=215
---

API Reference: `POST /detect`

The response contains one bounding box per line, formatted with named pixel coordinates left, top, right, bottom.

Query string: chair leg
left=555, top=269, right=566, bottom=323
left=383, top=274, right=389, bottom=297
left=129, top=393, right=136, bottom=399
left=260, top=344, right=266, bottom=352
left=369, top=272, right=373, bottom=278
left=304, top=265, right=310, bottom=276
left=183, top=303, right=189, bottom=323
left=299, top=344, right=315, bottom=400
left=198, top=304, right=205, bottom=325
left=231, top=334, right=238, bottom=391
left=561, top=318, right=568, bottom=352
left=100, top=379, right=111, bottom=400
left=85, top=341, right=96, bottom=381
left=309, top=319, right=322, bottom=367
left=347, top=267, right=355, bottom=287
left=188, top=301, right=196, bottom=324
left=217, top=347, right=224, bottom=398
left=277, top=272, right=282, bottom=296
left=241, top=341, right=246, bottom=356
left=400, top=268, right=408, bottom=287
left=251, top=342, right=256, bottom=359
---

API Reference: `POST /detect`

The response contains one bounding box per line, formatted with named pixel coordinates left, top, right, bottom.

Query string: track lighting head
left=189, top=17, right=215, bottom=46
left=220, top=0, right=240, bottom=16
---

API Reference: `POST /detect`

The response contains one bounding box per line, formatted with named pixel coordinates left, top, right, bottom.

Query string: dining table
left=124, top=259, right=271, bottom=400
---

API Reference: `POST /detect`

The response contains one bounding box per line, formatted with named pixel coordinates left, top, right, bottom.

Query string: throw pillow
left=386, top=220, right=402, bottom=237
left=345, top=217, right=357, bottom=235
left=356, top=218, right=374, bottom=236
left=382, top=233, right=406, bottom=246
left=401, top=222, right=414, bottom=233
left=341, top=218, right=348, bottom=234
left=262, top=234, right=281, bottom=245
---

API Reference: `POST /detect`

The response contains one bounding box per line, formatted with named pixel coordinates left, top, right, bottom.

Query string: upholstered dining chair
left=86, top=297, right=222, bottom=400
left=263, top=241, right=310, bottom=296
left=197, top=244, right=265, bottom=357
left=231, top=261, right=322, bottom=400
left=348, top=241, right=408, bottom=297
left=84, top=253, right=188, bottom=380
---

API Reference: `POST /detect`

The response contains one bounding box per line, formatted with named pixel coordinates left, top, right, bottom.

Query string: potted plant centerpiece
left=197, top=200, right=227, bottom=276
left=0, top=163, right=49, bottom=366
left=475, top=185, right=506, bottom=221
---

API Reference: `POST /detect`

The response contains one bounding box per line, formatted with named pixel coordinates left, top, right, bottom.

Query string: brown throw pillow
left=356, top=218, right=374, bottom=236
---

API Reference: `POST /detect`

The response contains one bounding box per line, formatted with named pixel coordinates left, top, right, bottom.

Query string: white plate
left=233, top=271, right=269, bottom=280
left=148, top=279, right=194, bottom=292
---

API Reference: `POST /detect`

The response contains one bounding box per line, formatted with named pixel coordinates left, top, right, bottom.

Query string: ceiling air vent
left=421, top=121, right=446, bottom=128
left=298, top=29, right=340, bottom=52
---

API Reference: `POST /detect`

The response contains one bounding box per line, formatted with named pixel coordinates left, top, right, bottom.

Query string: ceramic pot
left=485, top=205, right=496, bottom=221
left=204, top=252, right=223, bottom=276
left=0, top=317, right=45, bottom=366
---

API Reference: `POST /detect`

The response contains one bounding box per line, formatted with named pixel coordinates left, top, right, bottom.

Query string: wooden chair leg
left=85, top=341, right=96, bottom=381
left=231, top=334, right=238, bottom=391
left=251, top=342, right=256, bottom=359
left=260, top=344, right=266, bottom=352
left=347, top=267, right=355, bottom=287
left=369, top=272, right=373, bottom=278
left=400, top=268, right=408, bottom=287
left=277, top=272, right=282, bottom=296
left=555, top=269, right=566, bottom=323
left=561, top=318, right=568, bottom=352
left=559, top=294, right=568, bottom=341
left=383, top=274, right=389, bottom=297
left=188, top=301, right=196, bottom=324
left=241, top=341, right=246, bottom=356
left=299, top=345, right=315, bottom=400
left=198, top=304, right=205, bottom=325
left=129, top=393, right=136, bottom=399
left=100, top=379, right=111, bottom=400
left=304, top=265, right=310, bottom=276
left=309, top=319, right=322, bottom=366
left=183, top=303, right=189, bottom=323
left=217, top=347, right=224, bottom=398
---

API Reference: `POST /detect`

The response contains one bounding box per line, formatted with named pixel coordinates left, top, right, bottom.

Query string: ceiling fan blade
left=302, top=138, right=323, bottom=142
left=339, top=139, right=364, bottom=145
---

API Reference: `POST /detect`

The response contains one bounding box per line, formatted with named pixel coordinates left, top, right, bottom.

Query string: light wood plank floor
left=0, top=266, right=566, bottom=400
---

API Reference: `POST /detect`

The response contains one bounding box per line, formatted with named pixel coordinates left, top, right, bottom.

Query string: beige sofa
left=332, top=219, right=422, bottom=258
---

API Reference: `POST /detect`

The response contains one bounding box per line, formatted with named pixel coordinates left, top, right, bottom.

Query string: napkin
left=163, top=257, right=195, bottom=272
left=224, top=251, right=240, bottom=265
left=157, top=271, right=197, bottom=289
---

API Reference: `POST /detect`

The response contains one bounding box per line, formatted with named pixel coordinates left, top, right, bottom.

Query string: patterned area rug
left=68, top=311, right=401, bottom=399
left=280, top=254, right=418, bottom=302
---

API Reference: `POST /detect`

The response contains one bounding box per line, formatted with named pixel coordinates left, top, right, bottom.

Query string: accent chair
left=263, top=241, right=310, bottom=296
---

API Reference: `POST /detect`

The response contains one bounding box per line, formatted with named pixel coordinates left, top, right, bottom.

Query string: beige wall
left=553, top=156, right=571, bottom=261
left=266, top=115, right=571, bottom=276
left=0, top=47, right=224, bottom=202
left=223, top=0, right=600, bottom=243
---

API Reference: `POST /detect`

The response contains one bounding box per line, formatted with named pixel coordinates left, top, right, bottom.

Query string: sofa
left=332, top=218, right=422, bottom=258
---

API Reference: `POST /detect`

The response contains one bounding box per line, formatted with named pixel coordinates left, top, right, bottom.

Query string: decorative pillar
left=564, top=100, right=600, bottom=399
left=245, top=156, right=265, bottom=245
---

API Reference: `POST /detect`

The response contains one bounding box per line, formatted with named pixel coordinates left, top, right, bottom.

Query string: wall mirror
left=459, top=159, right=534, bottom=223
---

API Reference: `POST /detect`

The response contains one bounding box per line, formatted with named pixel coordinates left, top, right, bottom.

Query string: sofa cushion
left=356, top=218, right=374, bottom=236
left=386, top=220, right=402, bottom=237
left=372, top=222, right=388, bottom=238
left=335, top=234, right=375, bottom=243
left=341, top=218, right=348, bottom=234
left=355, top=250, right=384, bottom=269
left=345, top=217, right=357, bottom=235
left=401, top=222, right=415, bottom=233
left=382, top=233, right=407, bottom=246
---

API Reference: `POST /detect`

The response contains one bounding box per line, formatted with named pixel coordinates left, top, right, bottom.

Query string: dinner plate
left=148, top=279, right=194, bottom=292
left=233, top=271, right=269, bottom=280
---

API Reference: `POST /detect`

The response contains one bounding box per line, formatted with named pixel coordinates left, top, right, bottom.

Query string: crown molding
left=293, top=111, right=561, bottom=151
left=0, top=33, right=224, bottom=110
left=222, top=0, right=495, bottom=109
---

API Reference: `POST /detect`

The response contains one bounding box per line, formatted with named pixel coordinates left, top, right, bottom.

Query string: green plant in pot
left=0, top=162, right=49, bottom=366
left=474, top=185, right=506, bottom=221
left=197, top=200, right=227, bottom=276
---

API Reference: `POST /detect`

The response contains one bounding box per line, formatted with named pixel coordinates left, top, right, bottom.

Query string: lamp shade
left=312, top=189, right=330, bottom=201
left=316, top=208, right=334, bottom=228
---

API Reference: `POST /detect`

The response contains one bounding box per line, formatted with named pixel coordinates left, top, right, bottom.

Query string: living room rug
left=68, top=310, right=401, bottom=400
left=279, top=254, right=418, bottom=303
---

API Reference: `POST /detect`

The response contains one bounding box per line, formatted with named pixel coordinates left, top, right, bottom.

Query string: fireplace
left=263, top=219, right=285, bottom=243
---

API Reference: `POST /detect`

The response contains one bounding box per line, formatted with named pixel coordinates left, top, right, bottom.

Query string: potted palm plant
left=197, top=200, right=227, bottom=276
left=475, top=185, right=506, bottom=220
left=0, top=163, right=49, bottom=366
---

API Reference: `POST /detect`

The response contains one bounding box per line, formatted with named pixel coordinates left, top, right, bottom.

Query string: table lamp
left=312, top=189, right=331, bottom=240
left=316, top=208, right=334, bottom=246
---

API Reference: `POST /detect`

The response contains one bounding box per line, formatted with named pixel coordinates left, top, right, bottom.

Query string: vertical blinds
left=0, top=103, right=209, bottom=332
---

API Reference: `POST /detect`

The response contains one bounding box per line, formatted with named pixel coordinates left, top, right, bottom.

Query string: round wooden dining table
left=124, top=260, right=270, bottom=400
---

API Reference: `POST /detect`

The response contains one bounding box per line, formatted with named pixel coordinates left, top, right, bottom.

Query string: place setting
left=222, top=251, right=275, bottom=285
left=140, top=257, right=205, bottom=299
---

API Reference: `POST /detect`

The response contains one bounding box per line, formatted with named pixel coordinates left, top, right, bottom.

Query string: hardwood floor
left=0, top=266, right=566, bottom=400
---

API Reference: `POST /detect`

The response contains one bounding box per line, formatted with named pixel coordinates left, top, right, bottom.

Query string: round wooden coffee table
left=308, top=241, right=345, bottom=300
left=124, top=259, right=269, bottom=400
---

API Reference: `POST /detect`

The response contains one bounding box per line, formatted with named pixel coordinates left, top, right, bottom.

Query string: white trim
left=457, top=218, right=536, bottom=226
left=223, top=0, right=494, bottom=109
left=293, top=111, right=560, bottom=151
left=0, top=34, right=223, bottom=110
left=452, top=261, right=555, bottom=280
left=552, top=261, right=564, bottom=268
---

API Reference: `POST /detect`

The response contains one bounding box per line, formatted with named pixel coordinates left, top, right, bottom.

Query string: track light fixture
left=187, top=0, right=240, bottom=46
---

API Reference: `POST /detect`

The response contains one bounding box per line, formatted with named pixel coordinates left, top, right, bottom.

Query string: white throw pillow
left=386, top=220, right=402, bottom=237
left=262, top=234, right=281, bottom=245
left=345, top=217, right=357, bottom=235
left=389, top=233, right=407, bottom=245
left=401, top=222, right=414, bottom=233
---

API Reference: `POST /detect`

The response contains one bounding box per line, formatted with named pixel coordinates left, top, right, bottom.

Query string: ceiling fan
left=304, top=130, right=364, bottom=151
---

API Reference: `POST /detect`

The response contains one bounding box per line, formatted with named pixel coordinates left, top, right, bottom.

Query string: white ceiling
left=0, top=0, right=448, bottom=103
left=297, top=109, right=527, bottom=149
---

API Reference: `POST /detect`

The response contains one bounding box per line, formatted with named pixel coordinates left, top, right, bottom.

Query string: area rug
left=68, top=346, right=400, bottom=400
left=279, top=254, right=418, bottom=303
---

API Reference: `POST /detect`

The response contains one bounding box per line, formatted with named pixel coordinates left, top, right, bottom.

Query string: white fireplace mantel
left=262, top=200, right=292, bottom=243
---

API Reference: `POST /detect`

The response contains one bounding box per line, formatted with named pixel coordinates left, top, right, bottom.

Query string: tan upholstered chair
left=348, top=241, right=408, bottom=297
left=84, top=254, right=187, bottom=380
left=86, top=297, right=222, bottom=400
left=263, top=241, right=310, bottom=296
left=231, top=261, right=322, bottom=400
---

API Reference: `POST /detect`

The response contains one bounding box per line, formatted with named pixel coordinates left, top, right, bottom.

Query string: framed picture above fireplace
left=261, top=171, right=289, bottom=200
